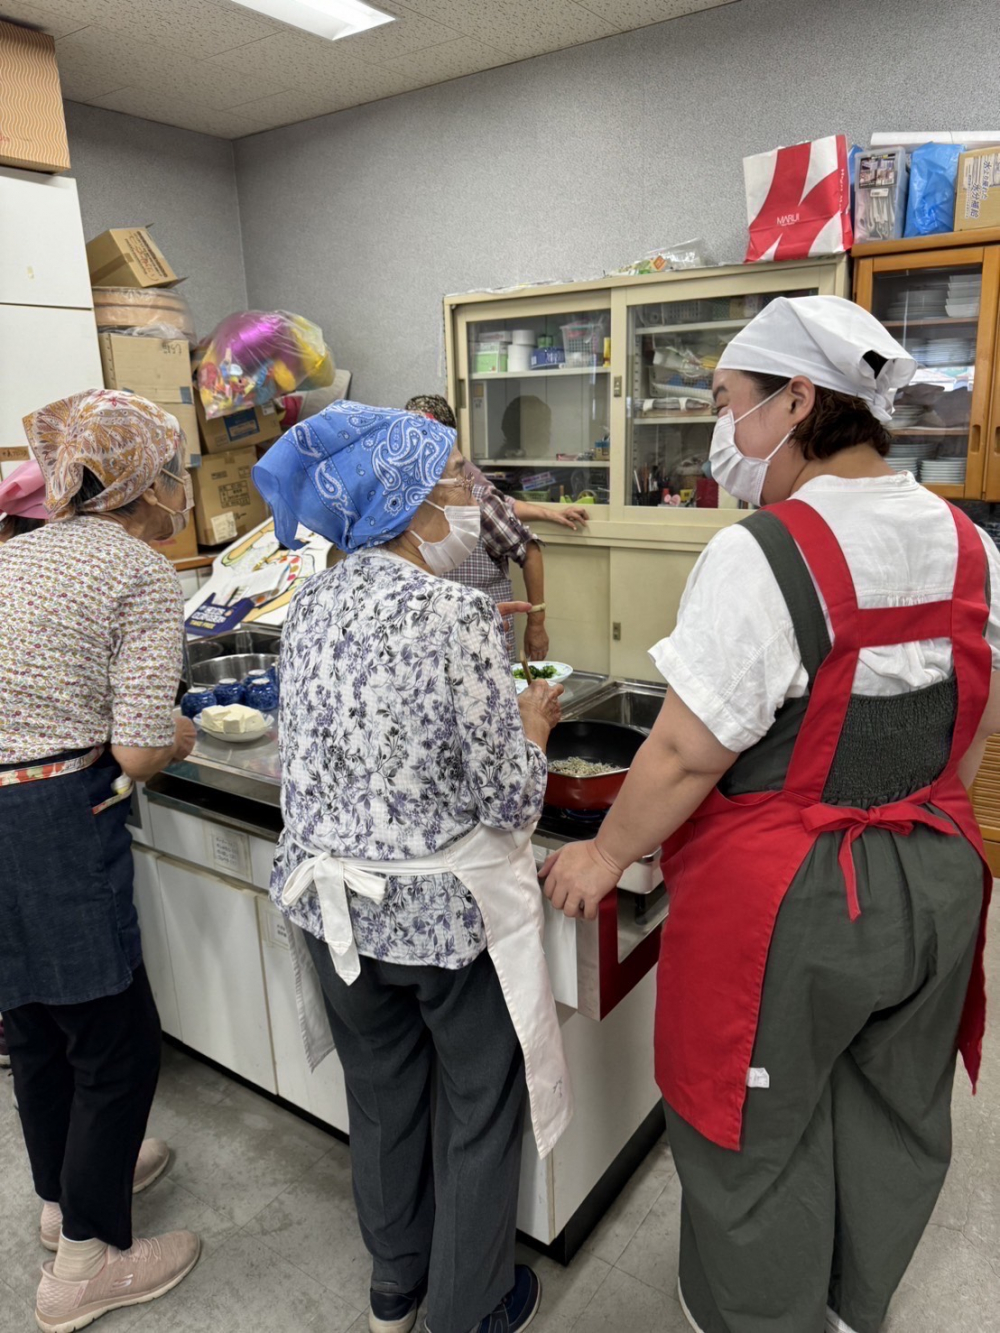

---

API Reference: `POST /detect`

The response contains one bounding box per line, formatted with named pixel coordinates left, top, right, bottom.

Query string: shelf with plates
left=854, top=230, right=1000, bottom=503
left=888, top=426, right=968, bottom=435
left=881, top=317, right=979, bottom=329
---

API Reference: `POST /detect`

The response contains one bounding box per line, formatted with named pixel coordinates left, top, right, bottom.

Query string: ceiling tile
left=55, top=24, right=204, bottom=84
left=60, top=64, right=131, bottom=101
left=106, top=0, right=285, bottom=57
left=377, top=35, right=512, bottom=85
left=87, top=88, right=230, bottom=135
left=209, top=89, right=348, bottom=138
left=0, top=2, right=89, bottom=39
left=335, top=9, right=462, bottom=63
left=391, top=0, right=617, bottom=60
left=204, top=27, right=366, bottom=86
left=94, top=57, right=297, bottom=113
left=574, top=0, right=732, bottom=30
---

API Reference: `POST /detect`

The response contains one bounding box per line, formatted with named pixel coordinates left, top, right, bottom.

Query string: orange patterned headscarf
left=23, top=389, right=184, bottom=520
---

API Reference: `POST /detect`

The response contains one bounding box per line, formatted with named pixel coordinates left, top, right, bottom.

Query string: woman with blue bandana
left=253, top=404, right=571, bottom=1333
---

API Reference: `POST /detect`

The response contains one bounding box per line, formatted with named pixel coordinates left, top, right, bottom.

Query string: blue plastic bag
left=904, top=143, right=964, bottom=237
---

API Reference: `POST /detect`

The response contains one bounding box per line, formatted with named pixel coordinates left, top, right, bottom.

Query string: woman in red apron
left=542, top=296, right=1000, bottom=1333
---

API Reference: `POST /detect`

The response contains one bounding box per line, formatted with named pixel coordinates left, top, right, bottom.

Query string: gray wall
left=233, top=0, right=1000, bottom=408
left=64, top=102, right=247, bottom=341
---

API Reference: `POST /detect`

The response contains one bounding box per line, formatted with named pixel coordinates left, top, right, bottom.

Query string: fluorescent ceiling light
left=232, top=0, right=394, bottom=41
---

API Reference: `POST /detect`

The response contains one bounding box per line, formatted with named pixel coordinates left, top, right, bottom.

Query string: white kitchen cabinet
left=157, top=855, right=276, bottom=1092
left=0, top=168, right=93, bottom=309
left=258, top=900, right=351, bottom=1132
left=0, top=304, right=103, bottom=475
left=148, top=798, right=274, bottom=890
left=131, top=847, right=181, bottom=1039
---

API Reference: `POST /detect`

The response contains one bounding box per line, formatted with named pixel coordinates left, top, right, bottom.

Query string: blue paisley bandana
left=252, top=401, right=455, bottom=551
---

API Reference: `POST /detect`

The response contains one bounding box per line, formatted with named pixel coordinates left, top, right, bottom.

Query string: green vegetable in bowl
left=513, top=663, right=559, bottom=681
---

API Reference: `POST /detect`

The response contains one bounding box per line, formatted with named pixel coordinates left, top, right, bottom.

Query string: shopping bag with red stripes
left=743, top=135, right=854, bottom=263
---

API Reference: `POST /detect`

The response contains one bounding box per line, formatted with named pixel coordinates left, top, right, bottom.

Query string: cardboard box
left=192, top=447, right=265, bottom=547
left=195, top=395, right=282, bottom=454
left=154, top=510, right=199, bottom=563
left=98, top=333, right=200, bottom=465
left=86, top=227, right=178, bottom=288
left=955, top=148, right=1000, bottom=231
left=0, top=21, right=70, bottom=173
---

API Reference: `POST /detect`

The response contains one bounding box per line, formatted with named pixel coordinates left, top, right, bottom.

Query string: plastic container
left=560, top=321, right=605, bottom=367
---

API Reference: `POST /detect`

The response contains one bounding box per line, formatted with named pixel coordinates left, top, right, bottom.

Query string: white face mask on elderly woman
left=149, top=469, right=194, bottom=540
left=709, top=387, right=794, bottom=508
left=416, top=503, right=481, bottom=574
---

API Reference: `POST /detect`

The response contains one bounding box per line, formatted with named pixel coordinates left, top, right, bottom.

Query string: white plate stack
left=886, top=284, right=947, bottom=321
left=921, top=458, right=966, bottom=486
left=889, top=404, right=927, bottom=429
left=910, top=335, right=975, bottom=368
left=945, top=274, right=981, bottom=319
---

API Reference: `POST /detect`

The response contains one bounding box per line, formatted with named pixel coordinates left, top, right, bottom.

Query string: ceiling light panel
left=232, top=0, right=394, bottom=42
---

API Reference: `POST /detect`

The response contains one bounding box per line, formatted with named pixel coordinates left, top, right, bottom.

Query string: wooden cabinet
left=853, top=228, right=1000, bottom=502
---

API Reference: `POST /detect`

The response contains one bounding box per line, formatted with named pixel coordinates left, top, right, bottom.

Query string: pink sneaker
left=35, top=1230, right=200, bottom=1333
left=40, top=1140, right=172, bottom=1250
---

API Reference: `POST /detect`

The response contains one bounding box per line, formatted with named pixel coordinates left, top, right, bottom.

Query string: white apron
left=280, top=820, right=573, bottom=1159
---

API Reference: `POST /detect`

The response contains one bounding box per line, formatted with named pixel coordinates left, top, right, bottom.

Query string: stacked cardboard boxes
left=88, top=226, right=282, bottom=558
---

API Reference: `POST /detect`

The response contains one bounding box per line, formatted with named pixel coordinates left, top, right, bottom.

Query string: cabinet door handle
left=969, top=422, right=983, bottom=456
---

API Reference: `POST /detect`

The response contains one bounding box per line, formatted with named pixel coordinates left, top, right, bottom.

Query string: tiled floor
left=2, top=904, right=999, bottom=1333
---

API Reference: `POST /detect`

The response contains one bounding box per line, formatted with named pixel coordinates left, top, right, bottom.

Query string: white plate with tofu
left=196, top=704, right=274, bottom=743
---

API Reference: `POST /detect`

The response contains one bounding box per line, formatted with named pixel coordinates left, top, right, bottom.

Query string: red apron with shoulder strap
left=654, top=498, right=993, bottom=1152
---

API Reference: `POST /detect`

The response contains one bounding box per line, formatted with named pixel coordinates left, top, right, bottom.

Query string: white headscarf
left=716, top=296, right=915, bottom=424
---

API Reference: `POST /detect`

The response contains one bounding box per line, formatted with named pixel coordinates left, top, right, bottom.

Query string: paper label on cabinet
left=262, top=910, right=290, bottom=951
left=205, top=824, right=250, bottom=879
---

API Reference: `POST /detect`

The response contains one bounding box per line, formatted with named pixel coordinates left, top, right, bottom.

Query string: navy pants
left=1, top=750, right=157, bottom=1249
left=6, top=966, right=161, bottom=1249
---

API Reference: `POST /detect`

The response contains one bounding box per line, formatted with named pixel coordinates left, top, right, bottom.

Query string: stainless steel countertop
left=166, top=668, right=622, bottom=814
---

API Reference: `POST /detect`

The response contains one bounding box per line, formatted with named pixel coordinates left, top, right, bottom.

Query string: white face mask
left=709, top=387, right=793, bottom=508
left=416, top=502, right=481, bottom=574
left=149, top=469, right=194, bottom=540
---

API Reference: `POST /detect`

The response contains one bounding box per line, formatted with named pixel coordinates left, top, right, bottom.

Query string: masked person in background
left=253, top=404, right=571, bottom=1333
left=541, top=296, right=1000, bottom=1333
left=406, top=395, right=589, bottom=660
left=0, top=391, right=201, bottom=1333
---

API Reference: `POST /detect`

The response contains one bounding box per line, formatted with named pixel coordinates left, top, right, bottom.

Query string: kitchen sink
left=568, top=681, right=665, bottom=734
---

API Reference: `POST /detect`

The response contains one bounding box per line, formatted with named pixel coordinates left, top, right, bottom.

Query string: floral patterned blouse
left=271, top=549, right=547, bottom=968
left=0, top=518, right=182, bottom=764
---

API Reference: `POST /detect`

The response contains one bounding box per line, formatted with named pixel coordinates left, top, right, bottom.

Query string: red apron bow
left=801, top=793, right=960, bottom=922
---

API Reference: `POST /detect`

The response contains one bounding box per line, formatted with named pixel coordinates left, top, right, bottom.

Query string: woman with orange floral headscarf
left=0, top=389, right=202, bottom=1332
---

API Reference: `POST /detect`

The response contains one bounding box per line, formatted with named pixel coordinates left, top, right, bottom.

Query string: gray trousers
left=665, top=823, right=984, bottom=1333
left=304, top=934, right=527, bottom=1333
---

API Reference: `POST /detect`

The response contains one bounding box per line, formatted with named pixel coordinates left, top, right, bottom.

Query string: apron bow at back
left=282, top=853, right=387, bottom=985
left=800, top=795, right=960, bottom=922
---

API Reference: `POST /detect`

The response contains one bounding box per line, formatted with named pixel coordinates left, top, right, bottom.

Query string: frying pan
left=545, top=720, right=647, bottom=811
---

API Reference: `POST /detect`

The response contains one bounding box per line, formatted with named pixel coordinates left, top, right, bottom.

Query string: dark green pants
left=665, top=822, right=983, bottom=1333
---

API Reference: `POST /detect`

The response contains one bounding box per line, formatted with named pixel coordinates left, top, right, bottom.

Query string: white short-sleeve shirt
left=649, top=474, right=1000, bottom=753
